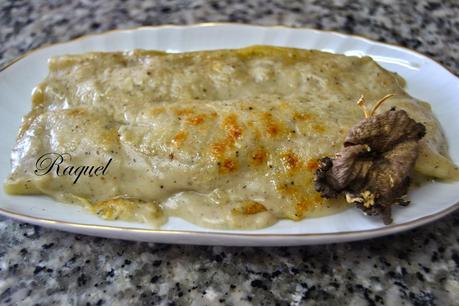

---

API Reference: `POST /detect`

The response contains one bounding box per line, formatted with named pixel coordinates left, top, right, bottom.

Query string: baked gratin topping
left=5, top=46, right=458, bottom=229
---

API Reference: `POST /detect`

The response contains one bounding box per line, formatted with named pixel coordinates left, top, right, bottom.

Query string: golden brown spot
left=276, top=183, right=298, bottom=196
left=219, top=158, right=238, bottom=174
left=187, top=115, right=205, bottom=125
left=251, top=148, right=267, bottom=166
left=211, top=142, right=226, bottom=157
left=262, top=112, right=282, bottom=137
left=211, top=114, right=243, bottom=158
left=172, top=131, right=187, bottom=146
left=232, top=201, right=267, bottom=215
left=281, top=150, right=301, bottom=172
left=306, top=159, right=319, bottom=171
left=267, top=124, right=280, bottom=137
left=223, top=114, right=243, bottom=140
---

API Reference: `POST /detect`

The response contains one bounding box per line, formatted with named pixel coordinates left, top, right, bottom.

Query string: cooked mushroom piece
left=314, top=95, right=426, bottom=224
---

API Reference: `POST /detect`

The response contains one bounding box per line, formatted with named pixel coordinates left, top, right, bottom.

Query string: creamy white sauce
left=5, top=46, right=458, bottom=229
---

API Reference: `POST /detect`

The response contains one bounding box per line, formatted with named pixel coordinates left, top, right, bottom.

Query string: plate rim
left=1, top=202, right=458, bottom=240
left=1, top=22, right=458, bottom=78
left=1, top=23, right=458, bottom=243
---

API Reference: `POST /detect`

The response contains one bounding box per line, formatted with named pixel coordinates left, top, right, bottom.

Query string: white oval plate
left=1, top=23, right=458, bottom=246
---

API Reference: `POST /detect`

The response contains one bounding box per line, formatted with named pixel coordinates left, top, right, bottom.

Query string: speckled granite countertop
left=1, top=1, right=458, bottom=305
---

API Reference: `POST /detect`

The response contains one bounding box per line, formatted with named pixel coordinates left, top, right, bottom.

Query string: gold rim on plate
left=1, top=22, right=458, bottom=77
left=1, top=23, right=458, bottom=240
left=1, top=202, right=459, bottom=239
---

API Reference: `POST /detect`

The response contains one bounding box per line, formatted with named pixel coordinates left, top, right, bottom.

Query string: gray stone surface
left=0, top=0, right=458, bottom=305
